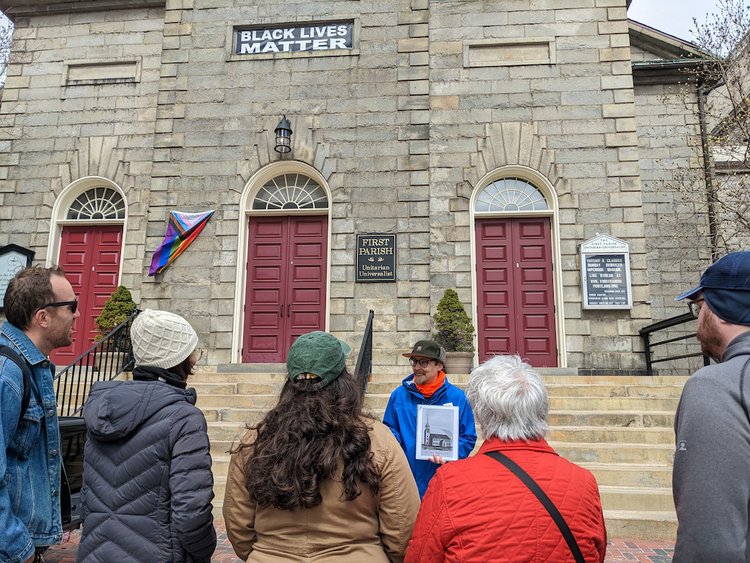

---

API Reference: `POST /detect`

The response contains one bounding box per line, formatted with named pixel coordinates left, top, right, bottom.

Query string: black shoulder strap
left=484, top=450, right=585, bottom=563
left=0, top=345, right=32, bottom=426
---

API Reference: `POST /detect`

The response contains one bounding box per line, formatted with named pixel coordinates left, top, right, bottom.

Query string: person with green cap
left=223, top=330, right=420, bottom=562
left=383, top=339, right=477, bottom=498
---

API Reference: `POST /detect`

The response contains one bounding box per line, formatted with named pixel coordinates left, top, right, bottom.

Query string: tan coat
left=223, top=417, right=420, bottom=562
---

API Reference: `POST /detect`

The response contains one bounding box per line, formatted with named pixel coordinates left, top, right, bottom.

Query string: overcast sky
left=627, top=0, right=725, bottom=42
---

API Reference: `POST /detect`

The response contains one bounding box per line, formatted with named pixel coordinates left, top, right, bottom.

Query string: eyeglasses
left=409, top=358, right=433, bottom=368
left=196, top=349, right=204, bottom=361
left=38, top=300, right=78, bottom=315
left=688, top=298, right=705, bottom=319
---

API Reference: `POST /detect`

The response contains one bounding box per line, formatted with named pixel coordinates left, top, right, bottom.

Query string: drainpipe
left=697, top=82, right=719, bottom=261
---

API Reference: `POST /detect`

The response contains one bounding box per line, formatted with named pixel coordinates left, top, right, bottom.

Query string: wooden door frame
left=469, top=165, right=567, bottom=368
left=232, top=161, right=333, bottom=363
left=48, top=179, right=127, bottom=366
left=47, top=177, right=128, bottom=275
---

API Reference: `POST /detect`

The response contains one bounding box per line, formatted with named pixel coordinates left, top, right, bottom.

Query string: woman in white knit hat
left=77, top=309, right=216, bottom=563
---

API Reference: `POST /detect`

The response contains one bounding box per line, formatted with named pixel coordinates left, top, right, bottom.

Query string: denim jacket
left=0, top=322, right=62, bottom=563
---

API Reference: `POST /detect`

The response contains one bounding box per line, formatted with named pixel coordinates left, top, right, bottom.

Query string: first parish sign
left=236, top=22, right=353, bottom=55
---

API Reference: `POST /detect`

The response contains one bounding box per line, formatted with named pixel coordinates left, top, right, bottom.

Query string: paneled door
left=476, top=217, right=557, bottom=367
left=53, top=225, right=123, bottom=366
left=243, top=216, right=328, bottom=362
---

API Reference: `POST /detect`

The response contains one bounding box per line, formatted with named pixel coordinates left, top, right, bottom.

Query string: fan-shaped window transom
left=475, top=178, right=548, bottom=213
left=252, top=174, right=328, bottom=211
left=67, top=187, right=125, bottom=220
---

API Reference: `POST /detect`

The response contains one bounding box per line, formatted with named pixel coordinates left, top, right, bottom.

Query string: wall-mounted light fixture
left=274, top=115, right=293, bottom=154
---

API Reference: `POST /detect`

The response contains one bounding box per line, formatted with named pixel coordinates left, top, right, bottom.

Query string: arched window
left=252, top=173, right=328, bottom=210
left=66, top=187, right=126, bottom=220
left=475, top=177, right=548, bottom=213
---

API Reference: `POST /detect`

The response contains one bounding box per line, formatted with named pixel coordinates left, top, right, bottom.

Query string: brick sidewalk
left=44, top=524, right=674, bottom=562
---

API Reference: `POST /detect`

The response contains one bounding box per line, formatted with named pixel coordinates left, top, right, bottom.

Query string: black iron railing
left=55, top=310, right=140, bottom=416
left=639, top=311, right=710, bottom=375
left=355, top=309, right=374, bottom=396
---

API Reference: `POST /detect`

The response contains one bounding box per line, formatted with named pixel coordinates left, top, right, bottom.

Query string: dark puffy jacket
left=76, top=370, right=216, bottom=562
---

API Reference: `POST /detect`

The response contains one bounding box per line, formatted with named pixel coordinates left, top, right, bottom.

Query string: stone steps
left=194, top=369, right=686, bottom=540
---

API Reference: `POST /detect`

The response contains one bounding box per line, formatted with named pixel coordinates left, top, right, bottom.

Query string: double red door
left=243, top=216, right=328, bottom=362
left=475, top=217, right=557, bottom=367
left=52, top=225, right=123, bottom=366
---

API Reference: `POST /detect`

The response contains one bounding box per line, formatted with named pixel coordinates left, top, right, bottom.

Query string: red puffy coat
left=405, top=438, right=607, bottom=562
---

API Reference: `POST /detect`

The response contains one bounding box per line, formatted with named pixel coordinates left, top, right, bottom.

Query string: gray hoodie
left=76, top=373, right=216, bottom=562
left=673, top=331, right=750, bottom=562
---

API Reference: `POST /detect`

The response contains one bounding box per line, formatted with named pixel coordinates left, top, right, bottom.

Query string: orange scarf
left=415, top=370, right=445, bottom=398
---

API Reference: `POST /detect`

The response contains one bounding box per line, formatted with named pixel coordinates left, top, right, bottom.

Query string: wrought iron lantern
left=274, top=115, right=293, bottom=154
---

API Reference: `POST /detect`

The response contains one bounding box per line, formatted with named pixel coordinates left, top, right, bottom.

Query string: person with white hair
left=405, top=355, right=607, bottom=562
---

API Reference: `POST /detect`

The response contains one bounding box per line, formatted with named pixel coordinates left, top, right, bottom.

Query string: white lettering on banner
left=240, top=43, right=261, bottom=54
left=236, top=21, right=353, bottom=56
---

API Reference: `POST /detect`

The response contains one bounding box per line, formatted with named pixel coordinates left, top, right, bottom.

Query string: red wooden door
left=52, top=225, right=123, bottom=365
left=476, top=217, right=557, bottom=367
left=243, top=216, right=327, bottom=362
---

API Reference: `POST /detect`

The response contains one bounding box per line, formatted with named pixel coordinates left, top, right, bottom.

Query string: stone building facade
left=0, top=0, right=713, bottom=373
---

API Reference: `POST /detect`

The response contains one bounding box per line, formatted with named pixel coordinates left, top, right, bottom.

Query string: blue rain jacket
left=383, top=374, right=476, bottom=497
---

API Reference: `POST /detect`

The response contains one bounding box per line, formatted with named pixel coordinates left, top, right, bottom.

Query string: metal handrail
left=639, top=311, right=710, bottom=375
left=354, top=310, right=374, bottom=396
left=55, top=309, right=140, bottom=416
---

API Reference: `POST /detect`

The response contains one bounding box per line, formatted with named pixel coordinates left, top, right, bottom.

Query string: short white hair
left=466, top=355, right=549, bottom=441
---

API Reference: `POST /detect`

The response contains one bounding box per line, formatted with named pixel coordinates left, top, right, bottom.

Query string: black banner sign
left=236, top=22, right=353, bottom=55
left=356, top=234, right=396, bottom=282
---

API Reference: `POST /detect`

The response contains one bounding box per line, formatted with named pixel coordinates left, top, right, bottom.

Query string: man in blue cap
left=672, top=251, right=750, bottom=562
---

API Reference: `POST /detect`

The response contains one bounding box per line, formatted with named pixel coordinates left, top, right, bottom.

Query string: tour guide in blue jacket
left=383, top=340, right=476, bottom=497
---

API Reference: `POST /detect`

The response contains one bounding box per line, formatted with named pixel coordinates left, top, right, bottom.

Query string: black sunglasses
left=38, top=300, right=78, bottom=314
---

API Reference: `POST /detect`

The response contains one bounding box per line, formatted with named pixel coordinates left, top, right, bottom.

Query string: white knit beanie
left=130, top=309, right=198, bottom=369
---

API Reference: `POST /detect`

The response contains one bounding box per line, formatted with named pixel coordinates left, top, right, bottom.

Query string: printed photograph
left=416, top=404, right=459, bottom=461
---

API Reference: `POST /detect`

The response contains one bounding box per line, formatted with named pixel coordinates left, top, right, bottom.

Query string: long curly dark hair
left=237, top=369, right=380, bottom=510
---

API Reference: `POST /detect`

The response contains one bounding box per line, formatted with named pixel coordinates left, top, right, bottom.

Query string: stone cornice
left=0, top=0, right=165, bottom=19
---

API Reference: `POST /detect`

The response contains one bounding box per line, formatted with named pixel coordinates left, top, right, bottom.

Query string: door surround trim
left=469, top=165, right=566, bottom=368
left=47, top=176, right=127, bottom=280
left=232, top=161, right=333, bottom=363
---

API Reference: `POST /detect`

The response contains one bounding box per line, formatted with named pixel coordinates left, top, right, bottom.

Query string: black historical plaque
left=356, top=234, right=396, bottom=282
left=0, top=244, right=35, bottom=311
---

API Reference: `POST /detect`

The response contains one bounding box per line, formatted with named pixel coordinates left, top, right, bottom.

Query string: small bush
left=433, top=289, right=475, bottom=352
left=95, top=286, right=137, bottom=349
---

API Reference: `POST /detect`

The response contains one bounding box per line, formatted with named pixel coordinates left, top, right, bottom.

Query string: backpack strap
left=0, top=345, right=33, bottom=427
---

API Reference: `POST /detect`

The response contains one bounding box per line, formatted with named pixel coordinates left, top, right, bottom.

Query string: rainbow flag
left=148, top=210, right=214, bottom=276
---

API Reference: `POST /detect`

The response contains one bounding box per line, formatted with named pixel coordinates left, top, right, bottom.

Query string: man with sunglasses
left=0, top=266, right=80, bottom=563
left=383, top=339, right=476, bottom=497
left=672, top=251, right=750, bottom=562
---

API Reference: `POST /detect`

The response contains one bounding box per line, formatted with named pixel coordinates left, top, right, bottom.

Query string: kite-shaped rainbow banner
left=148, top=210, right=215, bottom=276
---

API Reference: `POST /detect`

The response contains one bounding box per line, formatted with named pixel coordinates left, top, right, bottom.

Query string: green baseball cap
left=287, top=331, right=352, bottom=391
left=403, top=339, right=446, bottom=364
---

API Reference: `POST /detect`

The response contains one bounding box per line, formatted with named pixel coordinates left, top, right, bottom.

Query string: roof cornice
left=628, top=19, right=707, bottom=60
